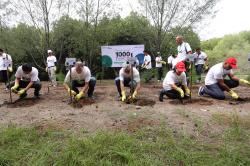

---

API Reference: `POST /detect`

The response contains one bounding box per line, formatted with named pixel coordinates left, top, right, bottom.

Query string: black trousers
left=115, top=77, right=137, bottom=96
left=71, top=77, right=96, bottom=97
left=0, top=70, right=8, bottom=84
left=9, top=80, right=42, bottom=96
left=157, top=67, right=163, bottom=80
left=160, top=85, right=186, bottom=99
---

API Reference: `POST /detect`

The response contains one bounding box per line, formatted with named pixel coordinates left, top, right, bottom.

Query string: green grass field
left=1, top=115, right=249, bottom=166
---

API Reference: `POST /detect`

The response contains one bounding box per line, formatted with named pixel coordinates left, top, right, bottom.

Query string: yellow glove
left=18, top=89, right=26, bottom=95
left=121, top=90, right=126, bottom=102
left=75, top=91, right=84, bottom=101
left=229, top=90, right=239, bottom=99
left=8, top=67, right=13, bottom=73
left=11, top=84, right=19, bottom=93
left=176, top=87, right=184, bottom=98
left=67, top=89, right=77, bottom=96
left=132, top=90, right=137, bottom=99
left=159, top=61, right=167, bottom=65
left=184, top=87, right=191, bottom=97
left=239, top=79, right=250, bottom=86
left=204, top=65, right=209, bottom=71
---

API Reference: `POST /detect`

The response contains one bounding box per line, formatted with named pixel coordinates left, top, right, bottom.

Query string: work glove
left=11, top=84, right=19, bottom=93
left=229, top=90, right=239, bottom=99
left=75, top=91, right=84, bottom=101
left=67, top=88, right=77, bottom=96
left=159, top=61, right=167, bottom=65
left=176, top=87, right=185, bottom=98
left=132, top=90, right=137, bottom=99
left=18, top=89, right=26, bottom=96
left=121, top=90, right=126, bottom=102
left=239, top=79, right=250, bottom=86
left=8, top=67, right=13, bottom=73
left=45, top=67, right=48, bottom=72
left=204, top=64, right=209, bottom=71
left=184, top=87, right=191, bottom=97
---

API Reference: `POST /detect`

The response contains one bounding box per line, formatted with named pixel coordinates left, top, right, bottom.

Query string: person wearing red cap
left=159, top=61, right=191, bottom=102
left=198, top=57, right=250, bottom=100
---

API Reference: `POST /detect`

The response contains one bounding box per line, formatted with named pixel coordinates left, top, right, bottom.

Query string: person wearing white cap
left=0, top=48, right=13, bottom=90
left=46, top=50, right=57, bottom=87
left=115, top=62, right=141, bottom=102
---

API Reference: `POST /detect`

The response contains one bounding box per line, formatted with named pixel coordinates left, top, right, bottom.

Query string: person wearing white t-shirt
left=142, top=50, right=153, bottom=83
left=10, top=63, right=41, bottom=99
left=0, top=48, right=13, bottom=90
left=174, top=36, right=192, bottom=66
left=198, top=57, right=250, bottom=100
left=159, top=61, right=191, bottom=102
left=63, top=61, right=96, bottom=101
left=194, top=48, right=208, bottom=83
left=46, top=50, right=57, bottom=87
left=167, top=54, right=177, bottom=70
left=115, top=62, right=141, bottom=102
left=155, top=52, right=166, bottom=82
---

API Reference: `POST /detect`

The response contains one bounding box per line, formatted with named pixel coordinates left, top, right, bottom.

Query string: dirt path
left=0, top=81, right=250, bottom=137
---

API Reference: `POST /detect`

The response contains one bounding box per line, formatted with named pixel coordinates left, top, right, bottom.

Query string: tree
left=138, top=0, right=219, bottom=52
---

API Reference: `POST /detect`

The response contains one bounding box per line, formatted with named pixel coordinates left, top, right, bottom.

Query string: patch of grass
left=0, top=124, right=249, bottom=165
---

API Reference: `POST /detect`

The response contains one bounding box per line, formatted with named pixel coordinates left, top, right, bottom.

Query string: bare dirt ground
left=0, top=81, right=250, bottom=138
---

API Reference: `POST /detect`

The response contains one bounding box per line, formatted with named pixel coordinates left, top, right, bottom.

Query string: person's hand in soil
left=11, top=84, right=19, bottom=93
left=68, top=89, right=77, bottom=97
left=240, top=79, right=250, bottom=86
left=75, top=91, right=84, bottom=101
left=121, top=91, right=126, bottom=102
left=18, top=89, right=26, bottom=95
left=229, top=90, right=239, bottom=100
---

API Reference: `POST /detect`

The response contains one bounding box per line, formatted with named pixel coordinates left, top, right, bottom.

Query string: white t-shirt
left=155, top=56, right=163, bottom=68
left=194, top=51, right=207, bottom=65
left=15, top=66, right=39, bottom=82
left=177, top=42, right=192, bottom=61
left=47, top=56, right=57, bottom=67
left=143, top=55, right=152, bottom=69
left=0, top=53, right=12, bottom=70
left=64, top=66, right=91, bottom=84
left=205, top=63, right=233, bottom=85
left=119, top=67, right=140, bottom=83
left=167, top=56, right=175, bottom=64
left=163, top=70, right=187, bottom=90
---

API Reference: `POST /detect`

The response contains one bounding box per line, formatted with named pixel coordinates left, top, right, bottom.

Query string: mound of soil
left=125, top=98, right=156, bottom=106
left=169, top=98, right=213, bottom=106
left=229, top=97, right=250, bottom=105
left=70, top=98, right=95, bottom=108
left=7, top=98, right=41, bottom=108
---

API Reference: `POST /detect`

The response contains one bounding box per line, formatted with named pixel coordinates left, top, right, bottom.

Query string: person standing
left=198, top=57, right=250, bottom=100
left=155, top=52, right=166, bottom=82
left=46, top=50, right=57, bottom=87
left=0, top=48, right=13, bottom=90
left=167, top=54, right=177, bottom=70
left=10, top=63, right=41, bottom=99
left=142, top=50, right=153, bottom=82
left=194, top=48, right=208, bottom=83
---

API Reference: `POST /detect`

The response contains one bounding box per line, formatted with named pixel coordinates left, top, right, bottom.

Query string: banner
left=101, top=45, right=145, bottom=67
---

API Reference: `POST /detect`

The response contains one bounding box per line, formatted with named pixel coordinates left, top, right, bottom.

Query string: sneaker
left=159, top=91, right=164, bottom=102
left=198, top=86, right=205, bottom=96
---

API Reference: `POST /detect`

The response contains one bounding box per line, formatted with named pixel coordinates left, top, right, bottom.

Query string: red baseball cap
left=225, top=57, right=237, bottom=69
left=175, top=61, right=186, bottom=72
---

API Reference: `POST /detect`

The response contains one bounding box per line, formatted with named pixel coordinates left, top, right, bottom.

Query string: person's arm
left=135, top=82, right=140, bottom=92
left=218, top=79, right=231, bottom=92
left=80, top=82, right=89, bottom=94
left=24, top=81, right=34, bottom=91
left=228, top=73, right=239, bottom=82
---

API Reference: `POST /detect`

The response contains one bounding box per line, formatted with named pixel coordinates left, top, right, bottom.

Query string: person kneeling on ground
left=115, top=62, right=141, bottom=102
left=198, top=57, right=250, bottom=100
left=159, top=61, right=190, bottom=102
left=10, top=63, right=41, bottom=99
left=63, top=61, right=96, bottom=101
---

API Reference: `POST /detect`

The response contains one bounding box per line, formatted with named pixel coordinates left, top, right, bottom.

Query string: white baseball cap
left=47, top=50, right=53, bottom=54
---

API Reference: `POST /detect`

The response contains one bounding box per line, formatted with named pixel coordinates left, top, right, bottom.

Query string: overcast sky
left=120, top=0, right=250, bottom=41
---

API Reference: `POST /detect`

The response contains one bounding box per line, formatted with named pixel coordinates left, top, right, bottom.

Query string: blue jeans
left=115, top=77, right=137, bottom=96
left=195, top=64, right=204, bottom=81
left=203, top=79, right=239, bottom=100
